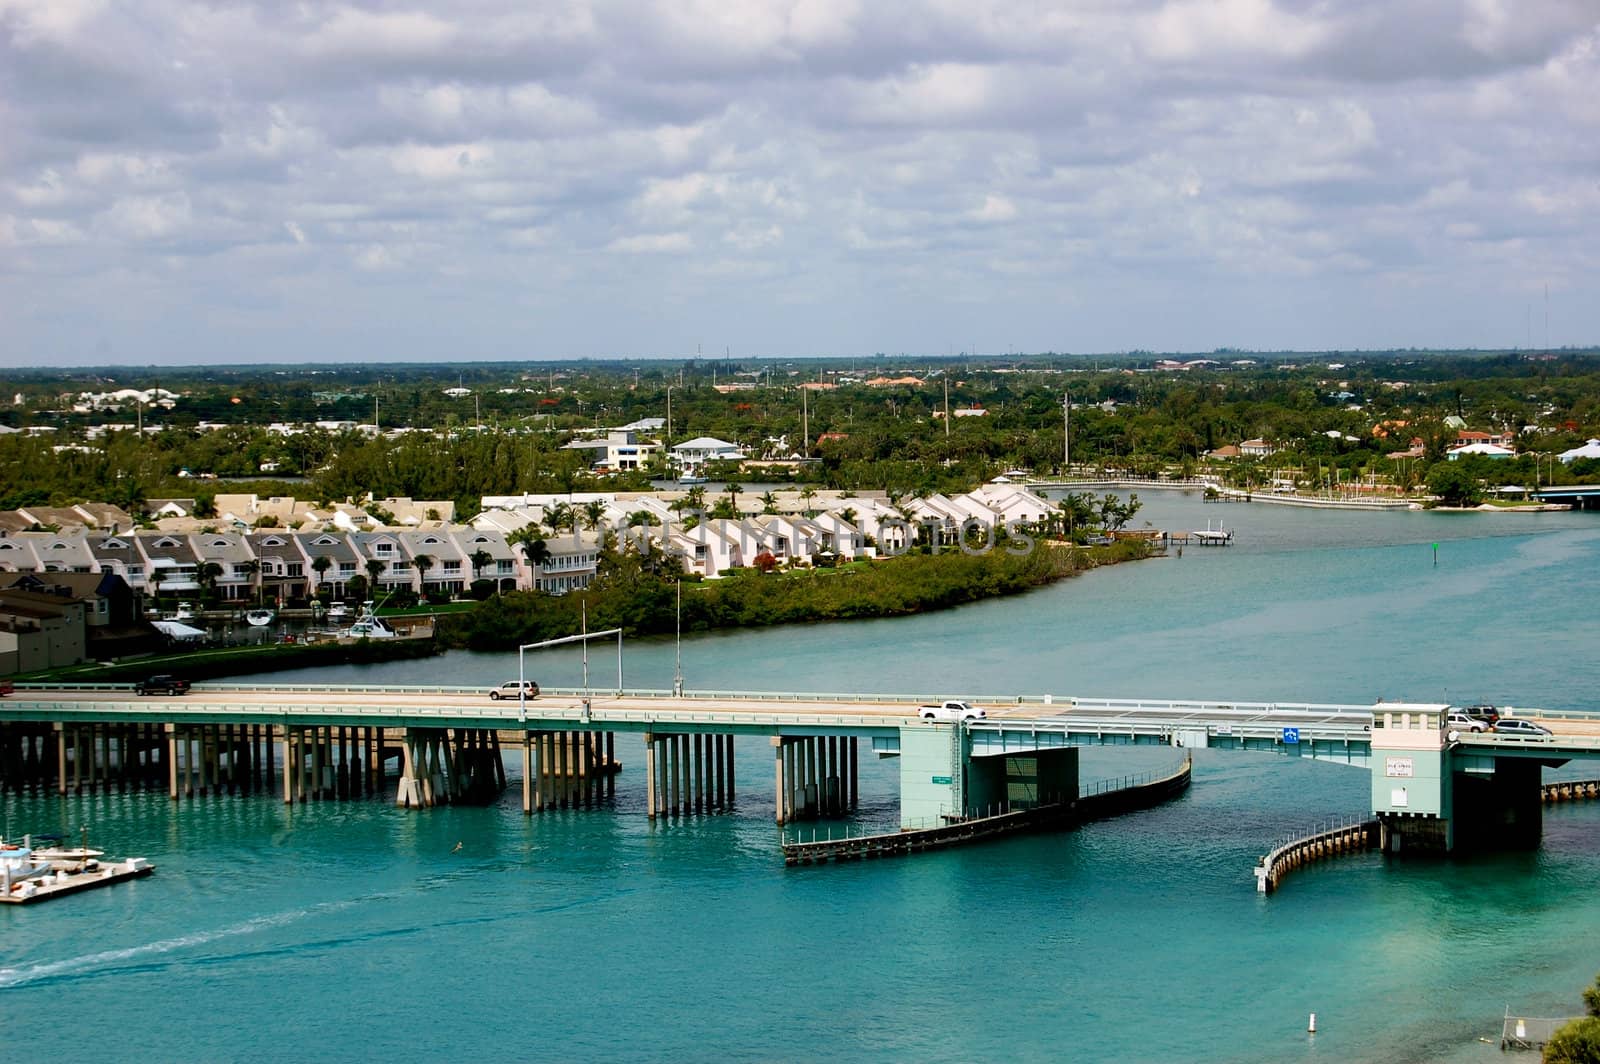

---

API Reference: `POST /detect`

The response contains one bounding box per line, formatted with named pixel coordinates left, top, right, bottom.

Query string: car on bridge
left=1491, top=718, right=1552, bottom=740
left=135, top=675, right=191, bottom=696
left=1463, top=704, right=1500, bottom=726
left=919, top=700, right=987, bottom=722
left=1446, top=711, right=1488, bottom=734
left=489, top=680, right=540, bottom=700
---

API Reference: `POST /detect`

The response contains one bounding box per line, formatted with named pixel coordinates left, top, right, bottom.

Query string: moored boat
left=245, top=608, right=276, bottom=626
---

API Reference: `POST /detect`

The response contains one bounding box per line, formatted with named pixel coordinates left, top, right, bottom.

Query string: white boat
left=325, top=603, right=351, bottom=623
left=1, top=838, right=53, bottom=890
left=678, top=474, right=709, bottom=485
left=340, top=603, right=395, bottom=640
left=245, top=608, right=275, bottom=627
left=171, top=601, right=196, bottom=621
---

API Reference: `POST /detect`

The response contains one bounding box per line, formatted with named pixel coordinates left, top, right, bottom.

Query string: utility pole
left=1063, top=391, right=1070, bottom=472
left=944, top=378, right=950, bottom=440
left=802, top=386, right=809, bottom=459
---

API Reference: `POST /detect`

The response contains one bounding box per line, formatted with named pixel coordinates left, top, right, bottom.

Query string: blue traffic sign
left=1282, top=727, right=1300, bottom=745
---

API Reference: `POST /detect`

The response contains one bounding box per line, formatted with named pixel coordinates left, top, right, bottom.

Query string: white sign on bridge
left=1385, top=756, right=1414, bottom=778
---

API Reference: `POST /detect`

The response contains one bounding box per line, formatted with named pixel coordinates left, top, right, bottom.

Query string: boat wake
left=0, top=878, right=642, bottom=990
left=0, top=897, right=360, bottom=990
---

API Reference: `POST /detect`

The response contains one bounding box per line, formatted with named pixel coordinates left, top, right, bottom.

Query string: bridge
left=3, top=684, right=1598, bottom=854
left=1534, top=484, right=1600, bottom=510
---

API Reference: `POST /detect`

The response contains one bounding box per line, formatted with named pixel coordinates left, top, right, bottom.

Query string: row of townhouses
left=0, top=483, right=1059, bottom=598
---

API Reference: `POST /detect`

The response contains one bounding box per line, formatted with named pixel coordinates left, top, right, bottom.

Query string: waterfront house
left=397, top=530, right=465, bottom=597
left=244, top=531, right=304, bottom=604
left=300, top=532, right=361, bottom=599
left=0, top=534, right=42, bottom=574
left=34, top=530, right=99, bottom=574
left=453, top=529, right=520, bottom=592
left=188, top=532, right=255, bottom=601
left=349, top=532, right=411, bottom=598
left=6, top=570, right=156, bottom=659
left=1446, top=443, right=1515, bottom=461
left=0, top=587, right=88, bottom=673
left=671, top=436, right=745, bottom=475
left=1558, top=439, right=1600, bottom=463
left=808, top=512, right=866, bottom=559
left=533, top=531, right=602, bottom=594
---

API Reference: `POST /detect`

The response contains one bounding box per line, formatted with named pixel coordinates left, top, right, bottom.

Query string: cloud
left=2, top=0, right=1598, bottom=364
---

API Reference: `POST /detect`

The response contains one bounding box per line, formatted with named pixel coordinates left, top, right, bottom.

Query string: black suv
left=1463, top=704, right=1499, bottom=726
left=135, top=675, right=191, bottom=696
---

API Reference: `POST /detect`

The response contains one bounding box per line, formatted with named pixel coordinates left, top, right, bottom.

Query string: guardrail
left=1254, top=815, right=1378, bottom=894
left=13, top=682, right=1598, bottom=720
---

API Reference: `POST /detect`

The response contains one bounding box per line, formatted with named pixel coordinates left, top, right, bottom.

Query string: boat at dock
left=1, top=838, right=53, bottom=891
left=245, top=608, right=276, bottom=626
left=325, top=603, right=351, bottom=623
left=340, top=602, right=395, bottom=640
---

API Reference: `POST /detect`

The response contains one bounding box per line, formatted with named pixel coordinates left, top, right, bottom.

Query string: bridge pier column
left=772, top=736, right=788, bottom=825
left=849, top=737, right=858, bottom=809
left=693, top=734, right=704, bottom=814
left=521, top=734, right=533, bottom=815
left=644, top=733, right=657, bottom=819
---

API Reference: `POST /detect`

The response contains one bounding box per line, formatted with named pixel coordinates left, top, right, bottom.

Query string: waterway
left=5, top=493, right=1600, bottom=1062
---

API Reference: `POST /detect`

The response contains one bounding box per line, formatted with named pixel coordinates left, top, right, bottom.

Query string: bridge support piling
left=644, top=733, right=656, bottom=818
left=773, top=736, right=788, bottom=825
left=522, top=734, right=533, bottom=815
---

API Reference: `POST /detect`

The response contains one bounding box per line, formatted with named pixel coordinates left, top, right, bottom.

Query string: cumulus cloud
left=1, top=0, right=1597, bottom=363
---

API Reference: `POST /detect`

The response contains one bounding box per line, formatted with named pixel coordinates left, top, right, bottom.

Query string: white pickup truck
left=918, top=700, right=987, bottom=722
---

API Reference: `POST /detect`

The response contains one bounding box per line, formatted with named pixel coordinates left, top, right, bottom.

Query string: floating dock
left=2, top=856, right=154, bottom=904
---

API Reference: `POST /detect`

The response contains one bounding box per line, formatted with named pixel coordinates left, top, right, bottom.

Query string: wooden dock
left=2, top=857, right=154, bottom=904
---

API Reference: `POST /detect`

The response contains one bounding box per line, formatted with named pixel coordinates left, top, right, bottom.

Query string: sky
left=1, top=1, right=1598, bottom=368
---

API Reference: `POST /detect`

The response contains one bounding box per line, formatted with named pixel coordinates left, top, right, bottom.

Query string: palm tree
left=412, top=554, right=434, bottom=597
left=800, top=485, right=818, bottom=515
left=147, top=567, right=166, bottom=609
left=522, top=536, right=551, bottom=568
left=240, top=557, right=261, bottom=605
left=197, top=561, right=222, bottom=606
left=760, top=491, right=778, bottom=515
left=364, top=557, right=386, bottom=595
left=546, top=501, right=573, bottom=532
left=310, top=554, right=333, bottom=598
left=724, top=481, right=743, bottom=515
left=470, top=548, right=493, bottom=584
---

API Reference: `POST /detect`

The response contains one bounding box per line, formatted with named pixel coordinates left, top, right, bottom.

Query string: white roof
left=1559, top=439, right=1600, bottom=462
left=673, top=436, right=740, bottom=451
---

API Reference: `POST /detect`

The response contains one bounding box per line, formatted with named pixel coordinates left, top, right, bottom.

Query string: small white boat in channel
left=245, top=608, right=276, bottom=627
left=325, top=603, right=351, bottom=623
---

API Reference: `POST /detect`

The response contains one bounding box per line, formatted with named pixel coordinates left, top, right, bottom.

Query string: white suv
left=489, top=680, right=540, bottom=699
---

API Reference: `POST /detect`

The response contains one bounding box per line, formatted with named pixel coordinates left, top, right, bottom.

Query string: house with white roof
left=671, top=437, right=744, bottom=475
left=807, top=512, right=866, bottom=558
left=1558, top=439, right=1600, bottom=463
left=189, top=532, right=255, bottom=601
left=1446, top=443, right=1515, bottom=461
left=452, top=529, right=520, bottom=592
left=534, top=530, right=602, bottom=594
left=398, top=530, right=466, bottom=596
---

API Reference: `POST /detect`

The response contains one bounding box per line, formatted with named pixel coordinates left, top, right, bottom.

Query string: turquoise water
left=5, top=495, right=1600, bottom=1062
